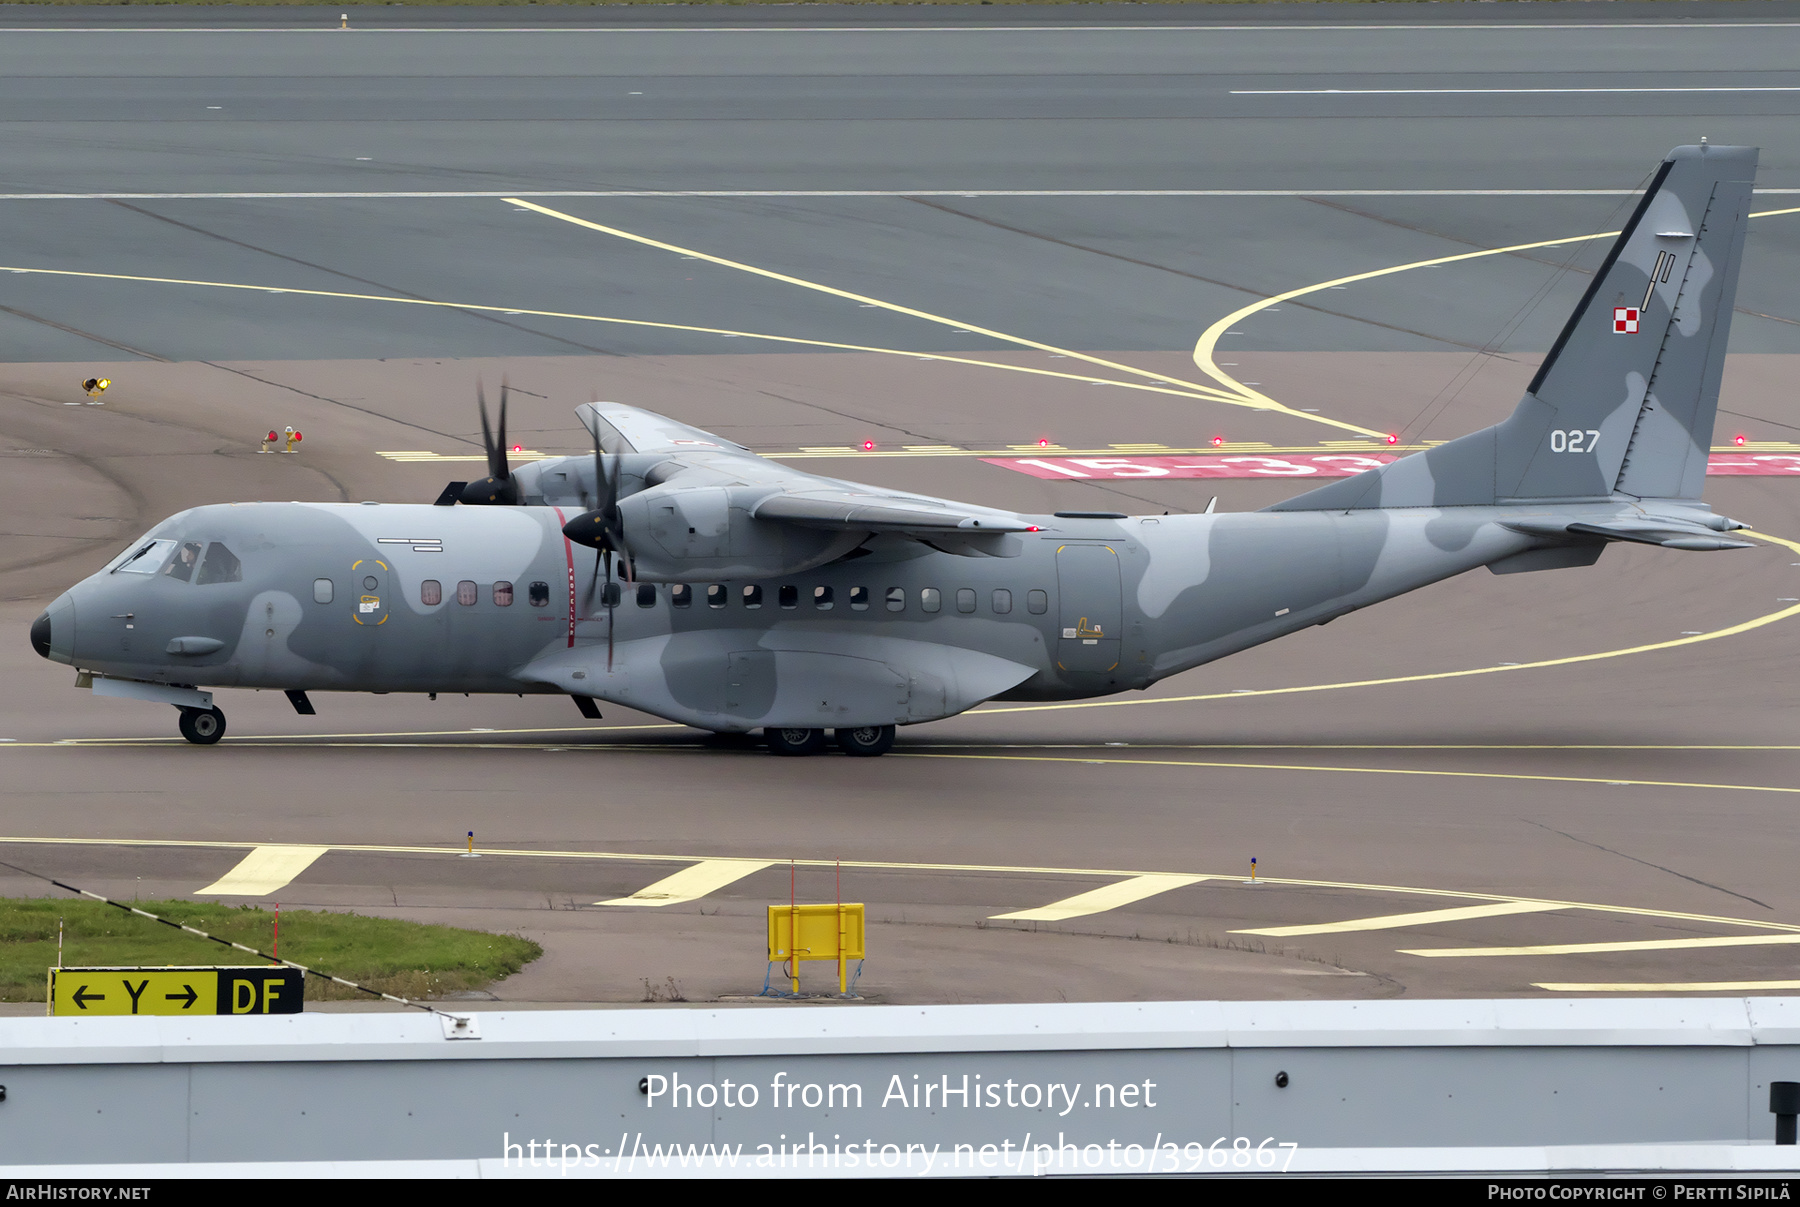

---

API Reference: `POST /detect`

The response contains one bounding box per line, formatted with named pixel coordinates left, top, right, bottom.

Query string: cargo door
left=1055, top=544, right=1122, bottom=675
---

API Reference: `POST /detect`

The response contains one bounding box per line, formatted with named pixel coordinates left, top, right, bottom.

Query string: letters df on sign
left=47, top=966, right=304, bottom=1015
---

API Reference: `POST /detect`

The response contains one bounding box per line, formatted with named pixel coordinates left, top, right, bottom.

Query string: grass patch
left=0, top=897, right=541, bottom=1004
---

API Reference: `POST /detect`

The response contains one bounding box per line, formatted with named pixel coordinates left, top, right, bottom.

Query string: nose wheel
left=177, top=706, right=227, bottom=746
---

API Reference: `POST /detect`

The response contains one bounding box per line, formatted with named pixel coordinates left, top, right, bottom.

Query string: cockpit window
left=195, top=543, right=242, bottom=585
left=115, top=538, right=177, bottom=575
left=162, top=541, right=203, bottom=582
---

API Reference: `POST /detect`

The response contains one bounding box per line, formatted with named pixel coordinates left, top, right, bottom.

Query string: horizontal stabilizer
left=1503, top=515, right=1754, bottom=550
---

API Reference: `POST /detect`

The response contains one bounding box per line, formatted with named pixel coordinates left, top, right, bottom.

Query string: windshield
left=113, top=538, right=177, bottom=575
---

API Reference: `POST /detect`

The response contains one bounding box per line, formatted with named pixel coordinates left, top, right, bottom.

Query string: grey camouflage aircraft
left=30, top=144, right=1759, bottom=754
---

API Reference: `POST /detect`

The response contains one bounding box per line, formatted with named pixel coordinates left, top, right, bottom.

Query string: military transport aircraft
left=30, top=144, right=1759, bottom=755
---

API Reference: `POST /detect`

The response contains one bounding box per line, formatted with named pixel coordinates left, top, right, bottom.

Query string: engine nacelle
left=617, top=484, right=866, bottom=582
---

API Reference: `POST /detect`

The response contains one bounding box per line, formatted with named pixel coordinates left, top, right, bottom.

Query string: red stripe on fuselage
left=552, top=506, right=576, bottom=648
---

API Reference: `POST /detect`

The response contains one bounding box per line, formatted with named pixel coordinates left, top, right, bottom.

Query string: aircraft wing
left=579, top=403, right=751, bottom=456
left=553, top=404, right=1038, bottom=577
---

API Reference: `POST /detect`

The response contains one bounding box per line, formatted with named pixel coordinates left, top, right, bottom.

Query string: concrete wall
left=2, top=998, right=1798, bottom=1167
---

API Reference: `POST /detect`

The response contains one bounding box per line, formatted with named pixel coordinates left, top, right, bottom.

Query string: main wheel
left=834, top=725, right=895, bottom=757
left=178, top=706, right=227, bottom=746
left=765, top=726, right=827, bottom=756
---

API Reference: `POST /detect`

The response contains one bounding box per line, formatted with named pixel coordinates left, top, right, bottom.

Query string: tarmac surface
left=4, top=11, right=1800, bottom=1008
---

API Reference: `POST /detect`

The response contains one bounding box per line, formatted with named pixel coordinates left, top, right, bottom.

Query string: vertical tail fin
left=1272, top=144, right=1757, bottom=512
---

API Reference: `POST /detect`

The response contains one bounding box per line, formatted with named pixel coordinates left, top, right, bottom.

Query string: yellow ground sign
left=768, top=904, right=865, bottom=994
left=47, top=967, right=303, bottom=1016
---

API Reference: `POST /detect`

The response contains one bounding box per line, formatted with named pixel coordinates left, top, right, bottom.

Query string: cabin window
left=600, top=582, right=621, bottom=608
left=313, top=578, right=334, bottom=604
left=163, top=541, right=204, bottom=583
left=637, top=584, right=657, bottom=607
left=849, top=586, right=870, bottom=611
left=420, top=579, right=442, bottom=606
left=992, top=588, right=1012, bottom=614
left=956, top=588, right=976, bottom=613
left=779, top=585, right=798, bottom=609
left=115, top=538, right=177, bottom=575
left=708, top=584, right=727, bottom=609
left=196, top=543, right=242, bottom=585
left=528, top=581, right=550, bottom=608
left=743, top=585, right=763, bottom=608
left=457, top=580, right=478, bottom=606
left=921, top=588, right=941, bottom=613
left=885, top=587, right=905, bottom=612
left=671, top=584, right=692, bottom=608
left=1027, top=589, right=1048, bottom=614
left=494, top=581, right=514, bottom=607
left=813, top=585, right=834, bottom=610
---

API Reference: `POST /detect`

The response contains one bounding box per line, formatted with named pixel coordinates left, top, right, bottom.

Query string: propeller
left=457, top=380, right=522, bottom=506
left=561, top=428, right=635, bottom=668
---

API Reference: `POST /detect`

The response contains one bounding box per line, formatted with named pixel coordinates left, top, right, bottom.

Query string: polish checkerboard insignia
left=1613, top=307, right=1640, bottom=333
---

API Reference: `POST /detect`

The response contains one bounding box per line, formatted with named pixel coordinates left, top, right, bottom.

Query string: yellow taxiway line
left=596, top=858, right=775, bottom=907
left=1193, top=204, right=1800, bottom=413
left=1, top=834, right=1793, bottom=939
left=1405, top=935, right=1800, bottom=958
left=1233, top=901, right=1569, bottom=937
left=899, top=750, right=1800, bottom=798
left=989, top=872, right=1212, bottom=921
left=1537, top=980, right=1800, bottom=993
left=982, top=528, right=1800, bottom=716
left=0, top=264, right=1240, bottom=412
left=193, top=844, right=329, bottom=897
left=506, top=198, right=1391, bottom=436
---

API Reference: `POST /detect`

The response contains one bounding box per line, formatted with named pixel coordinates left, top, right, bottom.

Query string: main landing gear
left=177, top=706, right=227, bottom=745
left=764, top=725, right=895, bottom=757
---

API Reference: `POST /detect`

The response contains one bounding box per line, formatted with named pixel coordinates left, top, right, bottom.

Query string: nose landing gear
left=177, top=706, right=227, bottom=745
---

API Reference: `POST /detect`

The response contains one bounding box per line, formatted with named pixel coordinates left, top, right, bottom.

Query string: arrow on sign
left=71, top=985, right=105, bottom=1009
left=164, top=984, right=198, bottom=1009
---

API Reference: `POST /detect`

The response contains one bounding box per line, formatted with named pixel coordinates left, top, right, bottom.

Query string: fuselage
left=34, top=499, right=1549, bottom=732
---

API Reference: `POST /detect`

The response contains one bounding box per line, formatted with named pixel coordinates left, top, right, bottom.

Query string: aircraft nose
left=33, top=593, right=75, bottom=664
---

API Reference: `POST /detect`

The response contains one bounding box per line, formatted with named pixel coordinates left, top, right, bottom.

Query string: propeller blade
left=461, top=379, right=520, bottom=506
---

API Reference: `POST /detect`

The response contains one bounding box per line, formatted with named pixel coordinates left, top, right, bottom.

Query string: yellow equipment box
left=767, top=904, right=865, bottom=994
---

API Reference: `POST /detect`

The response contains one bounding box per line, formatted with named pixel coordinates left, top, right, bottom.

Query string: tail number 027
left=1550, top=429, right=1601, bottom=453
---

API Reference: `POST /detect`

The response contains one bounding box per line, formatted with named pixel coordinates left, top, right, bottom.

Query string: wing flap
left=754, top=491, right=1033, bottom=533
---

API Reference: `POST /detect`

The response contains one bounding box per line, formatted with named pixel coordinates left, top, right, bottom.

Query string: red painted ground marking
left=988, top=454, right=1396, bottom=479
left=988, top=454, right=1800, bottom=480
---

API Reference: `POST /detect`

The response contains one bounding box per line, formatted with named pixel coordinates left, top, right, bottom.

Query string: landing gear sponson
left=765, top=725, right=895, bottom=757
